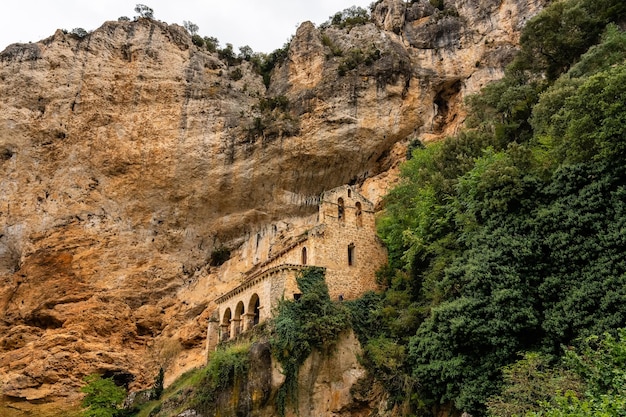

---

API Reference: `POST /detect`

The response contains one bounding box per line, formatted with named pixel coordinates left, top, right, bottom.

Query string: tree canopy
left=368, top=0, right=626, bottom=414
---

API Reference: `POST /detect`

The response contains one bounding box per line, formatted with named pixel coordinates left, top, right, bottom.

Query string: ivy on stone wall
left=270, top=267, right=350, bottom=416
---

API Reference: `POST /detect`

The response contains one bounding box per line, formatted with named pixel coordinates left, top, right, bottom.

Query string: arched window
left=301, top=247, right=307, bottom=265
left=221, top=308, right=232, bottom=340
left=234, top=301, right=245, bottom=337
left=248, top=294, right=260, bottom=326
left=348, top=243, right=355, bottom=266
left=338, top=198, right=345, bottom=221
left=347, top=189, right=352, bottom=198
left=234, top=302, right=245, bottom=319
left=222, top=308, right=232, bottom=326
left=355, top=202, right=362, bottom=227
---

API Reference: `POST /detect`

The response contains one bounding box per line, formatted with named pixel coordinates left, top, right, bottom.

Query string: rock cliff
left=0, top=0, right=546, bottom=412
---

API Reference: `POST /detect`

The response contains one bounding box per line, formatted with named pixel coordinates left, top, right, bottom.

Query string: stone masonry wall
left=212, top=185, right=387, bottom=346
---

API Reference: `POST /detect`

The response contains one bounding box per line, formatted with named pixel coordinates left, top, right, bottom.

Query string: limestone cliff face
left=0, top=0, right=546, bottom=410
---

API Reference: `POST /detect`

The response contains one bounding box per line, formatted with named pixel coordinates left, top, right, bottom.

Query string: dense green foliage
left=489, top=329, right=626, bottom=416
left=370, top=0, right=626, bottom=414
left=80, top=375, right=127, bottom=417
left=320, top=6, right=370, bottom=29
left=127, top=344, right=249, bottom=417
left=193, top=343, right=250, bottom=414
left=271, top=267, right=350, bottom=416
left=486, top=352, right=582, bottom=416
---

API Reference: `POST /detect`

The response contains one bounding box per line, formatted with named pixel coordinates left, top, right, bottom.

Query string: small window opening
left=301, top=247, right=307, bottom=265
left=348, top=243, right=355, bottom=266
left=347, top=189, right=352, bottom=198
left=355, top=202, right=362, bottom=227
left=252, top=296, right=260, bottom=326
left=338, top=197, right=345, bottom=221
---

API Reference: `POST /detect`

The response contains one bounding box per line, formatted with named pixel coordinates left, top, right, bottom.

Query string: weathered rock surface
left=0, top=0, right=546, bottom=411
left=163, top=332, right=385, bottom=417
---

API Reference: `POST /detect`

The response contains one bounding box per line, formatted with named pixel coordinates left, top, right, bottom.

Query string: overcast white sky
left=0, top=1, right=374, bottom=53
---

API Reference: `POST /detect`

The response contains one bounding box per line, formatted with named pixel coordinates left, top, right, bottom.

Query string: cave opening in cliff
left=433, top=79, right=462, bottom=133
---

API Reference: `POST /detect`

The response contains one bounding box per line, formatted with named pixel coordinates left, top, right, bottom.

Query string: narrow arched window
left=348, top=243, right=355, bottom=266
left=338, top=198, right=345, bottom=221
left=355, top=202, right=362, bottom=227
left=302, top=247, right=307, bottom=265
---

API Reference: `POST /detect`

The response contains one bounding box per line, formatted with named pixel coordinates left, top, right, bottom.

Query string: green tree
left=80, top=375, right=126, bottom=417
left=183, top=20, right=199, bottom=35
left=522, top=330, right=626, bottom=416
left=204, top=36, right=219, bottom=53
left=486, top=352, right=582, bottom=417
left=322, top=6, right=370, bottom=29
left=238, top=45, right=253, bottom=61
left=71, top=28, right=89, bottom=38
left=134, top=4, right=154, bottom=19
left=535, top=65, right=626, bottom=165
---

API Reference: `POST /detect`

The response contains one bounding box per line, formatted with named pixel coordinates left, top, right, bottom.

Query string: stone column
left=220, top=323, right=230, bottom=341
left=243, top=312, right=256, bottom=331
left=231, top=318, right=241, bottom=338
left=206, top=319, right=219, bottom=359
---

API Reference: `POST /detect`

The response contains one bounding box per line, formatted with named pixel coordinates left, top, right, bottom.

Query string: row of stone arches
left=220, top=293, right=261, bottom=340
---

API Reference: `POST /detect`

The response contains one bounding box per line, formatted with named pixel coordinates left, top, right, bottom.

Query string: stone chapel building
left=207, top=185, right=387, bottom=349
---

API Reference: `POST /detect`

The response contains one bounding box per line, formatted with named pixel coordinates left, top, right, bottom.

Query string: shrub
left=194, top=343, right=250, bottom=414
left=486, top=352, right=582, bottom=416
left=249, top=42, right=290, bottom=88
left=258, top=96, right=289, bottom=112
left=218, top=43, right=239, bottom=66
left=80, top=374, right=126, bottom=417
left=430, top=0, right=444, bottom=11
left=183, top=20, right=199, bottom=36
left=191, top=34, right=204, bottom=48
left=238, top=45, right=253, bottom=61
left=321, top=34, right=343, bottom=57
left=337, top=48, right=381, bottom=75
left=204, top=36, right=219, bottom=53
left=230, top=67, right=243, bottom=81
left=134, top=4, right=154, bottom=19
left=71, top=28, right=89, bottom=38
left=209, top=246, right=230, bottom=267
left=322, top=6, right=370, bottom=29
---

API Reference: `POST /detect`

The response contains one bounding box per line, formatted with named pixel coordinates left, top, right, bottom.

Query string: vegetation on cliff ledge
left=366, top=0, right=626, bottom=415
